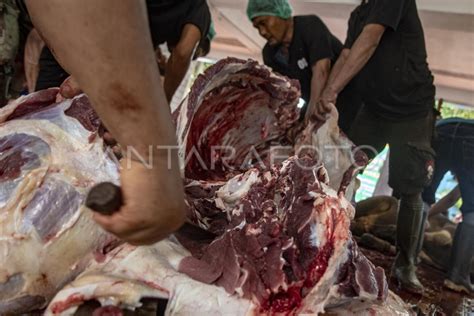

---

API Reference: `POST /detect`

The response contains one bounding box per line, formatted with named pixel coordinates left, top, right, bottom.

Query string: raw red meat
left=173, top=59, right=393, bottom=314
left=174, top=58, right=300, bottom=181
left=47, top=59, right=407, bottom=315
left=0, top=59, right=409, bottom=315
left=177, top=157, right=387, bottom=314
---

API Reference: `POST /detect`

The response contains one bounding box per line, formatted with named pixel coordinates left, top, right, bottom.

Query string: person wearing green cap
left=247, top=0, right=361, bottom=134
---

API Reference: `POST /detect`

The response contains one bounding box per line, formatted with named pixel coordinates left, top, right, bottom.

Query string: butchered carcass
left=174, top=58, right=300, bottom=181
left=44, top=58, right=410, bottom=315
left=45, top=160, right=408, bottom=315
left=44, top=241, right=256, bottom=315
left=0, top=90, right=118, bottom=314
left=173, top=57, right=366, bottom=198
left=178, top=157, right=389, bottom=314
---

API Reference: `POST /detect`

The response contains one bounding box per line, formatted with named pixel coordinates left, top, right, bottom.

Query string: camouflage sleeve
left=0, top=0, right=19, bottom=106
left=0, top=0, right=19, bottom=64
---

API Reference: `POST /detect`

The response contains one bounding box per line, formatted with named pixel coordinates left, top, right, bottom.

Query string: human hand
left=59, top=76, right=82, bottom=100
left=93, top=159, right=186, bottom=245
left=304, top=100, right=323, bottom=125
left=317, top=86, right=338, bottom=121
left=286, top=123, right=304, bottom=144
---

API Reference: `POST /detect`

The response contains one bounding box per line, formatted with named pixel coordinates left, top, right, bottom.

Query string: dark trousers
left=422, top=121, right=474, bottom=215
left=349, top=106, right=435, bottom=196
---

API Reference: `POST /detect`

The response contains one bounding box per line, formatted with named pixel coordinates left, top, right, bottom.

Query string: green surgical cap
left=247, top=0, right=293, bottom=21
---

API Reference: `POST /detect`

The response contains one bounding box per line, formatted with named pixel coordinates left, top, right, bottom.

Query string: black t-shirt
left=345, top=0, right=435, bottom=120
left=262, top=15, right=361, bottom=133
left=146, top=0, right=210, bottom=47
left=263, top=15, right=341, bottom=103
left=36, top=0, right=211, bottom=90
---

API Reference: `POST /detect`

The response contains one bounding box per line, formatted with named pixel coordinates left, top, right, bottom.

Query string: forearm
left=428, top=186, right=461, bottom=217
left=309, top=59, right=331, bottom=104
left=326, top=50, right=348, bottom=88
left=164, top=52, right=192, bottom=102
left=26, top=0, right=177, bottom=160
left=328, top=24, right=384, bottom=94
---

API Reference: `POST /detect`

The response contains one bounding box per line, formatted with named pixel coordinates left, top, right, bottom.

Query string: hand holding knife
left=86, top=182, right=217, bottom=241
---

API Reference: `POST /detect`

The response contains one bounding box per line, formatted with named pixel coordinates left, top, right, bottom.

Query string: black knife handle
left=86, top=182, right=217, bottom=240
left=86, top=182, right=123, bottom=216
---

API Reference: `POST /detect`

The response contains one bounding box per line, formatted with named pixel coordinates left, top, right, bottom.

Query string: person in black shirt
left=36, top=0, right=211, bottom=102
left=156, top=20, right=216, bottom=77
left=318, top=0, right=436, bottom=293
left=422, top=118, right=474, bottom=294
left=247, top=0, right=361, bottom=134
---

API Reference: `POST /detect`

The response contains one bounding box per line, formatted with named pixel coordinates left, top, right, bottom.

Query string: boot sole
left=443, top=279, right=472, bottom=295
left=391, top=274, right=424, bottom=295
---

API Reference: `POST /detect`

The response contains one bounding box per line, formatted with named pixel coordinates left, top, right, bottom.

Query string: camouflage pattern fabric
left=0, top=0, right=19, bottom=106
left=0, top=0, right=19, bottom=63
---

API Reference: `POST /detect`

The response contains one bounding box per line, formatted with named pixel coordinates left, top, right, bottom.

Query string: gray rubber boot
left=444, top=212, right=474, bottom=294
left=392, top=193, right=425, bottom=294
left=415, top=203, right=430, bottom=264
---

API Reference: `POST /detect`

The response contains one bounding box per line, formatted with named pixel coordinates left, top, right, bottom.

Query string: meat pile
left=174, top=58, right=300, bottom=181
left=0, top=58, right=410, bottom=315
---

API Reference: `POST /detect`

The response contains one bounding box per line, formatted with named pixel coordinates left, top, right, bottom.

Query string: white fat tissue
left=0, top=61, right=411, bottom=315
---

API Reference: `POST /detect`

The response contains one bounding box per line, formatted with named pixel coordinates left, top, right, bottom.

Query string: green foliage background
left=440, top=102, right=474, bottom=119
